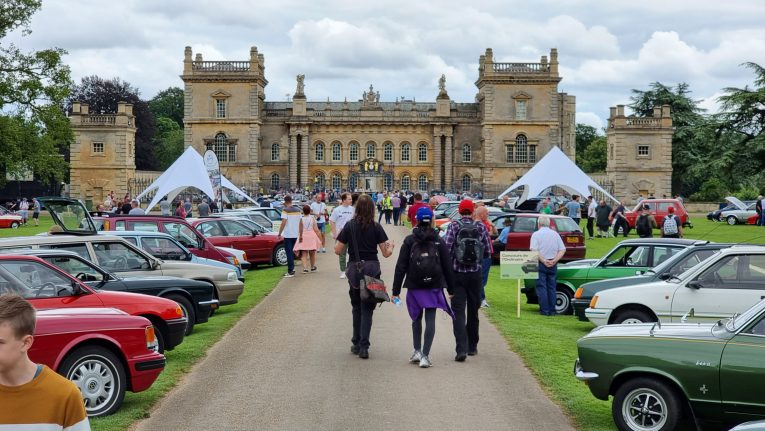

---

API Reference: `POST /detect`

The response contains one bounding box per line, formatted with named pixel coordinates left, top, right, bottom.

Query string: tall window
left=401, top=143, right=410, bottom=162
left=505, top=135, right=535, bottom=164
left=515, top=100, right=527, bottom=120
left=350, top=143, right=359, bottom=161
left=383, top=143, right=393, bottom=161
left=462, top=174, right=471, bottom=192
left=418, top=174, right=428, bottom=191
left=401, top=175, right=411, bottom=191
left=270, top=173, right=280, bottom=190
left=332, top=142, right=341, bottom=161
left=216, top=99, right=226, bottom=118
left=528, top=145, right=537, bottom=163
left=332, top=173, right=342, bottom=190
left=515, top=135, right=528, bottom=163
left=418, top=143, right=427, bottom=162
left=349, top=173, right=358, bottom=190
left=207, top=133, right=236, bottom=162
left=271, top=143, right=280, bottom=161
left=315, top=142, right=324, bottom=161
left=315, top=172, right=325, bottom=188
left=462, top=144, right=471, bottom=162
left=384, top=174, right=392, bottom=190
left=367, top=142, right=376, bottom=159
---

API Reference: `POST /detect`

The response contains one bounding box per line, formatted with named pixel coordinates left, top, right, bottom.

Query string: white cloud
left=576, top=112, right=605, bottom=131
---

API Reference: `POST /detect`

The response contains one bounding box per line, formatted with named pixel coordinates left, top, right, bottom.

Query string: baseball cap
left=416, top=207, right=433, bottom=223
left=458, top=199, right=474, bottom=214
left=667, top=206, right=675, bottom=213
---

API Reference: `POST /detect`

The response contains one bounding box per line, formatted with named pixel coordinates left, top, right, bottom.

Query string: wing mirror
left=635, top=270, right=645, bottom=276
left=681, top=308, right=695, bottom=323
left=252, top=230, right=259, bottom=236
left=687, top=280, right=702, bottom=289
left=658, top=273, right=671, bottom=280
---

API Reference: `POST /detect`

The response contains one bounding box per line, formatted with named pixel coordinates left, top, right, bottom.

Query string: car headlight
left=589, top=295, right=599, bottom=309
left=227, top=271, right=237, bottom=281
left=575, top=287, right=583, bottom=299
left=146, top=326, right=158, bottom=352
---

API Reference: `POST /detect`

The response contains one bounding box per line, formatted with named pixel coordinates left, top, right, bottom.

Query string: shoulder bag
left=350, top=221, right=390, bottom=304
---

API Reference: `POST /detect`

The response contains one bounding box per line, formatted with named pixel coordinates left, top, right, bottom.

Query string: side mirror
left=658, top=273, right=671, bottom=280
left=184, top=252, right=193, bottom=261
left=635, top=270, right=645, bottom=276
left=681, top=308, right=695, bottom=323
left=252, top=230, right=259, bottom=236
left=687, top=280, right=702, bottom=290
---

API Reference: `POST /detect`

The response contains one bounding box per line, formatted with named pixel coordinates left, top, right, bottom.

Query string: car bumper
left=216, top=279, right=244, bottom=306
left=573, top=358, right=599, bottom=382
left=164, top=317, right=188, bottom=351
left=128, top=352, right=166, bottom=392
left=195, top=299, right=219, bottom=324
left=240, top=261, right=251, bottom=271
left=572, top=299, right=590, bottom=321
left=584, top=308, right=610, bottom=326
left=562, top=246, right=586, bottom=262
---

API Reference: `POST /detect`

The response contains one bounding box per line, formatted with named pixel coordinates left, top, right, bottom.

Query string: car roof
left=1, top=248, right=82, bottom=258
left=93, top=214, right=187, bottom=220
left=0, top=233, right=134, bottom=246
left=724, top=245, right=765, bottom=253
left=99, top=230, right=174, bottom=238
left=603, top=238, right=706, bottom=246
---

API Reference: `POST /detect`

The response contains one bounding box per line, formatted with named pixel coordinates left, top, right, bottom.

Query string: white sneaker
left=340, top=272, right=347, bottom=279
left=481, top=300, right=490, bottom=308
left=409, top=350, right=422, bottom=363
left=321, top=248, right=326, bottom=253
left=419, top=355, right=432, bottom=368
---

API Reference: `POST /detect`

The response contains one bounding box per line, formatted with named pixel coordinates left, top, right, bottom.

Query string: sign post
left=500, top=251, right=538, bottom=318
left=203, top=150, right=222, bottom=211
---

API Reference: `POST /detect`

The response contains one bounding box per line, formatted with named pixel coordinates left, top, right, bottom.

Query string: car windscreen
left=0, top=260, right=77, bottom=298
left=552, top=217, right=581, bottom=232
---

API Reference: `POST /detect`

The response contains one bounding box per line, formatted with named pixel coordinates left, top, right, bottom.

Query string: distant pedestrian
left=294, top=205, right=322, bottom=273
left=391, top=193, right=402, bottom=226
left=183, top=198, right=192, bottom=218
left=565, top=195, right=581, bottom=225
left=19, top=198, right=29, bottom=225
left=635, top=204, right=657, bottom=238
left=197, top=198, right=210, bottom=217
left=661, top=206, right=683, bottom=238
left=174, top=201, right=186, bottom=218
left=277, top=195, right=302, bottom=278
left=31, top=198, right=40, bottom=226
left=530, top=215, right=566, bottom=316
left=474, top=206, right=496, bottom=309
left=407, top=193, right=428, bottom=227
left=611, top=201, right=629, bottom=237
left=759, top=195, right=765, bottom=227
left=330, top=192, right=355, bottom=279
left=119, top=197, right=131, bottom=215
left=310, top=194, right=328, bottom=253
left=392, top=207, right=455, bottom=368
left=595, top=200, right=612, bottom=238
left=128, top=200, right=145, bottom=215
left=335, top=194, right=394, bottom=359
left=586, top=196, right=596, bottom=239
left=159, top=196, right=171, bottom=216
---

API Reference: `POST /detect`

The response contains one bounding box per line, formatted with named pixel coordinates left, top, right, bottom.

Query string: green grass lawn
left=484, top=216, right=765, bottom=430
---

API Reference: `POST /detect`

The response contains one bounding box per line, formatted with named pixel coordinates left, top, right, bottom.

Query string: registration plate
left=566, top=237, right=578, bottom=244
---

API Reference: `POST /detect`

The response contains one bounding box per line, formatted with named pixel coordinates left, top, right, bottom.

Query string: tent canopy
left=498, top=146, right=617, bottom=203
left=136, top=147, right=256, bottom=211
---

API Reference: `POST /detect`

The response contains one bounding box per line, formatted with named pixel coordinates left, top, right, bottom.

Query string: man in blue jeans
left=277, top=195, right=302, bottom=278
left=530, top=215, right=566, bottom=316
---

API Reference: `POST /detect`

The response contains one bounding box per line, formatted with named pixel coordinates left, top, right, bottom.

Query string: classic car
left=432, top=201, right=460, bottom=219
left=571, top=242, right=731, bottom=320
left=31, top=307, right=165, bottom=417
left=0, top=255, right=186, bottom=352
left=523, top=238, right=696, bottom=314
left=13, top=248, right=217, bottom=335
left=238, top=206, right=282, bottom=231
left=189, top=217, right=288, bottom=266
left=213, top=211, right=275, bottom=231
left=585, top=245, right=765, bottom=326
left=706, top=197, right=756, bottom=223
left=624, top=198, right=693, bottom=229
left=0, top=204, right=22, bottom=228
left=575, top=298, right=765, bottom=430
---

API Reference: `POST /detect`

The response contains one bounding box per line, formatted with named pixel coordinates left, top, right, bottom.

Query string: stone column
left=300, top=133, right=310, bottom=188
left=289, top=135, right=298, bottom=188
left=433, top=135, right=442, bottom=190
left=444, top=135, right=453, bottom=190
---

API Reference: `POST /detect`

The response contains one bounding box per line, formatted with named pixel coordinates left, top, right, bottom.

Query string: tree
left=575, top=123, right=603, bottom=171
left=578, top=136, right=607, bottom=173
left=0, top=0, right=73, bottom=185
left=149, top=87, right=184, bottom=128
left=153, top=117, right=184, bottom=170
left=68, top=76, right=157, bottom=170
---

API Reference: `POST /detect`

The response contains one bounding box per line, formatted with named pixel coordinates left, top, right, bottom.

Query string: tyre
left=273, top=243, right=288, bottom=266
left=727, top=215, right=738, bottom=226
left=612, top=377, right=682, bottom=431
left=60, top=345, right=126, bottom=417
left=166, top=294, right=195, bottom=336
left=10, top=221, right=19, bottom=229
left=555, top=286, right=573, bottom=315
left=613, top=309, right=655, bottom=325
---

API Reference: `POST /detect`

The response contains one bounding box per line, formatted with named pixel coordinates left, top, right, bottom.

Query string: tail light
left=104, top=220, right=110, bottom=230
left=145, top=326, right=158, bottom=352
left=241, top=252, right=247, bottom=262
left=589, top=295, right=599, bottom=309
left=575, top=287, right=583, bottom=299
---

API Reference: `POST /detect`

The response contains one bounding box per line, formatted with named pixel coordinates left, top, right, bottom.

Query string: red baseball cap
left=667, top=206, right=675, bottom=213
left=458, top=199, right=474, bottom=214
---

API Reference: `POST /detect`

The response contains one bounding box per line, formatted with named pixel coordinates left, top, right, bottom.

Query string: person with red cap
left=660, top=206, right=683, bottom=238
left=406, top=193, right=428, bottom=227
left=443, top=199, right=492, bottom=361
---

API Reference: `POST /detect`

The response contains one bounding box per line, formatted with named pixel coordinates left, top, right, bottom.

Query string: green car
left=522, top=238, right=699, bottom=314
left=575, top=298, right=765, bottom=431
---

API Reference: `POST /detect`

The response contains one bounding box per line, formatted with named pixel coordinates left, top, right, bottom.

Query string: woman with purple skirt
left=392, top=207, right=455, bottom=368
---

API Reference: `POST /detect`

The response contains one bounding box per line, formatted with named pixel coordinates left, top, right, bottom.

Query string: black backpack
left=453, top=220, right=484, bottom=265
left=408, top=239, right=443, bottom=287
left=636, top=214, right=652, bottom=237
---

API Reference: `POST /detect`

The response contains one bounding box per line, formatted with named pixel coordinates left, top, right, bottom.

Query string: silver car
left=719, top=196, right=757, bottom=225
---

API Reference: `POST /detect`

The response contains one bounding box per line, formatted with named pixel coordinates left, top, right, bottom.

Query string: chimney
left=184, top=46, right=192, bottom=74
left=81, top=103, right=89, bottom=115
left=550, top=48, right=558, bottom=75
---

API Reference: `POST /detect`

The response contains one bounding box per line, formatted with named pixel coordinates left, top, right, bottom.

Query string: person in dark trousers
left=530, top=215, right=566, bottom=316
left=443, top=199, right=492, bottom=361
left=595, top=199, right=612, bottom=238
left=392, top=207, right=455, bottom=368
left=335, top=194, right=395, bottom=359
left=611, top=201, right=630, bottom=237
left=586, top=196, right=597, bottom=240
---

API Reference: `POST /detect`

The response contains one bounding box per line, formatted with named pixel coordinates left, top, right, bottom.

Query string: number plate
left=566, top=237, right=578, bottom=244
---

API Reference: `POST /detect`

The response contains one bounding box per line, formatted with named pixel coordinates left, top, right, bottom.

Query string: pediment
left=512, top=91, right=532, bottom=100
left=210, top=89, right=232, bottom=98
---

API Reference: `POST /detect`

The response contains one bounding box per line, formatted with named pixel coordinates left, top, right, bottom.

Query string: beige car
left=0, top=234, right=244, bottom=306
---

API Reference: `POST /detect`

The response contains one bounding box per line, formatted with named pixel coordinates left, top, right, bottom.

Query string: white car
left=585, top=245, right=765, bottom=326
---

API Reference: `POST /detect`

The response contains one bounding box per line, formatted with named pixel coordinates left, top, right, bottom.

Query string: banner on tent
left=203, top=150, right=222, bottom=208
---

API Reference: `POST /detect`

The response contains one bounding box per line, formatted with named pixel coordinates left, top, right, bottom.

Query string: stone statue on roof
left=363, top=84, right=379, bottom=104
left=439, top=74, right=446, bottom=92
left=295, top=74, right=305, bottom=96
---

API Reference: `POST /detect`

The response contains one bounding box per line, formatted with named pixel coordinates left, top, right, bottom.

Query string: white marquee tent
left=498, top=146, right=617, bottom=203
left=136, top=147, right=257, bottom=212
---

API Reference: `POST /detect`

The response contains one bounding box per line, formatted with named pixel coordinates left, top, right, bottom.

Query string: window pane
left=272, top=143, right=279, bottom=161
left=315, top=143, right=324, bottom=161
left=401, top=144, right=410, bottom=161
left=384, top=144, right=392, bottom=161
left=463, top=144, right=471, bottom=162
left=332, top=143, right=341, bottom=161
left=216, top=99, right=226, bottom=118
left=529, top=145, right=537, bottom=163
left=506, top=145, right=514, bottom=163
left=198, top=222, right=224, bottom=237
left=350, top=144, right=358, bottom=161
left=401, top=175, right=410, bottom=191
left=418, top=144, right=427, bottom=162
left=516, top=100, right=527, bottom=120
left=384, top=174, right=392, bottom=190
left=92, top=242, right=148, bottom=272
left=0, top=260, right=75, bottom=298
left=367, top=143, right=375, bottom=159
left=130, top=221, right=159, bottom=232
left=271, top=173, right=280, bottom=190
left=332, top=174, right=342, bottom=190
left=462, top=175, right=471, bottom=191
left=418, top=175, right=427, bottom=191
left=349, top=174, right=357, bottom=190
left=47, top=244, right=90, bottom=259
left=163, top=222, right=201, bottom=250
left=220, top=220, right=251, bottom=236
left=515, top=135, right=527, bottom=163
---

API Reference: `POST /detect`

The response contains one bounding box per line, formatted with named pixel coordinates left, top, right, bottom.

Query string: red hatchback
left=624, top=199, right=692, bottom=229
left=489, top=213, right=586, bottom=262
left=31, top=307, right=165, bottom=417
left=0, top=255, right=186, bottom=353
left=189, top=218, right=288, bottom=266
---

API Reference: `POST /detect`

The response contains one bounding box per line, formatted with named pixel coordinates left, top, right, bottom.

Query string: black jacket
left=392, top=226, right=455, bottom=296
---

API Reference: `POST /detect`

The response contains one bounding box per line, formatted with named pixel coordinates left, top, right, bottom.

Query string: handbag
left=350, top=221, right=390, bottom=304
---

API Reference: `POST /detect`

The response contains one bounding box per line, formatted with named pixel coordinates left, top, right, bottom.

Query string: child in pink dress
left=294, top=205, right=322, bottom=273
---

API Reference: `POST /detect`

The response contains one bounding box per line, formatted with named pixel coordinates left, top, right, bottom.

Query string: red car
left=0, top=204, right=22, bottom=228
left=624, top=199, right=692, bottom=229
left=489, top=213, right=586, bottom=262
left=31, top=307, right=165, bottom=417
left=189, top=218, right=288, bottom=266
left=0, top=255, right=186, bottom=353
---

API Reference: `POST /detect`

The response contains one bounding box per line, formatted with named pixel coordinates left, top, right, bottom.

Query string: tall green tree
left=0, top=0, right=73, bottom=185
left=149, top=87, right=184, bottom=128
left=575, top=123, right=603, bottom=171
left=153, top=117, right=184, bottom=170
left=69, top=76, right=157, bottom=170
left=579, top=136, right=607, bottom=173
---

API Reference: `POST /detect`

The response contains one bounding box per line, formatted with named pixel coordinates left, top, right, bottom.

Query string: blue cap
left=416, top=207, right=433, bottom=223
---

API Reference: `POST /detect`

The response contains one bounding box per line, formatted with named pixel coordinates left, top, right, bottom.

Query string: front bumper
left=128, top=351, right=166, bottom=392
left=164, top=317, right=188, bottom=351
left=584, top=308, right=610, bottom=326
left=195, top=299, right=219, bottom=324
left=573, top=358, right=599, bottom=381
left=216, top=279, right=245, bottom=306
left=572, top=299, right=590, bottom=321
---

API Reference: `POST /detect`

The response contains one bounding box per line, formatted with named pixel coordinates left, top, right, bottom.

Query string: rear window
left=552, top=218, right=581, bottom=232
left=513, top=217, right=538, bottom=233
left=131, top=221, right=160, bottom=232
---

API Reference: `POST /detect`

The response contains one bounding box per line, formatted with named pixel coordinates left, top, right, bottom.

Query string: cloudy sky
left=9, top=0, right=765, bottom=129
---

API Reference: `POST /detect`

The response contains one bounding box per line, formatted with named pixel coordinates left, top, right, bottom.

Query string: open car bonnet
left=38, top=197, right=99, bottom=235
left=724, top=196, right=748, bottom=211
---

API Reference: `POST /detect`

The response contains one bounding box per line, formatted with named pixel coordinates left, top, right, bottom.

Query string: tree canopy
left=149, top=87, right=184, bottom=128
left=575, top=123, right=606, bottom=173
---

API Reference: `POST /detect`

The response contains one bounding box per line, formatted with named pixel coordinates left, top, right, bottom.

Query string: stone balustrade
left=624, top=118, right=662, bottom=127
left=492, top=62, right=549, bottom=73
left=191, top=61, right=250, bottom=72
left=80, top=115, right=117, bottom=125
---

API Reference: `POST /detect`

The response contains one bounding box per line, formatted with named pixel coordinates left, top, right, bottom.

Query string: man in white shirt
left=310, top=194, right=328, bottom=253
left=530, top=216, right=566, bottom=316
left=586, top=196, right=597, bottom=240
left=329, top=192, right=355, bottom=279
left=277, top=195, right=302, bottom=278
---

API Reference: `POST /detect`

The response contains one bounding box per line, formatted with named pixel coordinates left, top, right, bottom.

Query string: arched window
left=515, top=134, right=528, bottom=163
left=383, top=173, right=393, bottom=190
left=462, top=174, right=471, bottom=192
left=463, top=144, right=472, bottom=162
left=315, top=143, right=324, bottom=161
left=205, top=132, right=237, bottom=162
left=383, top=143, right=393, bottom=161
left=271, top=143, right=280, bottom=161
left=418, top=143, right=427, bottom=162
left=270, top=173, right=280, bottom=190
left=367, top=142, right=376, bottom=159
left=315, top=172, right=325, bottom=189
left=401, top=143, right=410, bottom=162
left=349, top=173, right=358, bottom=191
left=349, top=143, right=359, bottom=161
left=332, top=173, right=342, bottom=190
left=418, top=174, right=428, bottom=191
left=332, top=142, right=341, bottom=161
left=401, top=175, right=411, bottom=191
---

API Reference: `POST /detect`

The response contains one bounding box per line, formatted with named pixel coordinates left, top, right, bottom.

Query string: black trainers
left=350, top=345, right=360, bottom=355
left=311, top=266, right=317, bottom=272
left=455, top=353, right=467, bottom=362
left=358, top=348, right=369, bottom=359
left=468, top=349, right=478, bottom=356
left=284, top=271, right=296, bottom=278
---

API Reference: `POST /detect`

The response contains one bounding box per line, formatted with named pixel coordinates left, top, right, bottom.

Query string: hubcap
left=623, top=388, right=668, bottom=431
left=276, top=248, right=288, bottom=265
left=68, top=357, right=116, bottom=413
left=621, top=317, right=645, bottom=324
left=556, top=293, right=569, bottom=313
